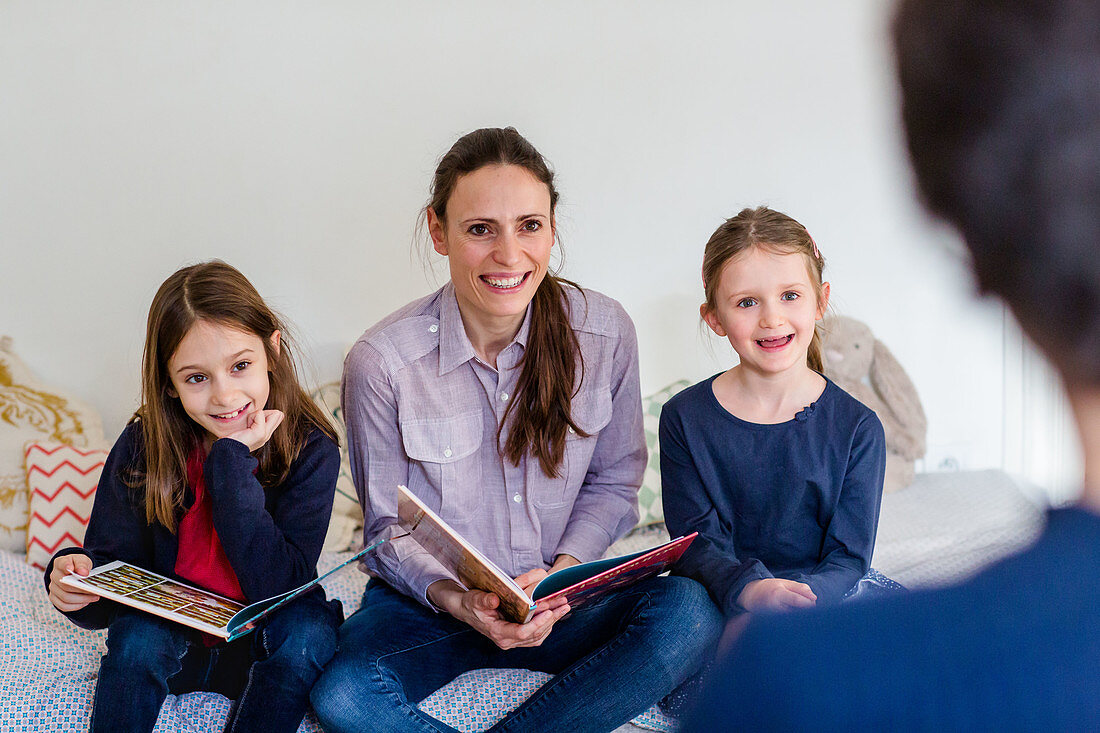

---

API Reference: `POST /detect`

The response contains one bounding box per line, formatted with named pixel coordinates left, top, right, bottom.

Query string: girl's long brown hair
left=133, top=260, right=337, bottom=531
left=428, top=127, right=587, bottom=478
left=701, top=206, right=828, bottom=372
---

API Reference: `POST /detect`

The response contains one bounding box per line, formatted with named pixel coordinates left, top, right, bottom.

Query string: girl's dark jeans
left=90, top=591, right=340, bottom=733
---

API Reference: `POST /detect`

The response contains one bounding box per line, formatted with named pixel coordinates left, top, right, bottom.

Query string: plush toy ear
left=870, top=339, right=928, bottom=459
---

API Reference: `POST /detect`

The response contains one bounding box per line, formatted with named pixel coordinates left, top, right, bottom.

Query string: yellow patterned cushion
left=0, top=337, right=105, bottom=553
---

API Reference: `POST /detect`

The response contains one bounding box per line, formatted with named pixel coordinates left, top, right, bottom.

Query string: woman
left=311, top=127, right=721, bottom=732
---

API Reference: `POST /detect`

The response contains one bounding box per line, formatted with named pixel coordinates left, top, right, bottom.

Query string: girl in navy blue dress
left=661, top=206, right=888, bottom=625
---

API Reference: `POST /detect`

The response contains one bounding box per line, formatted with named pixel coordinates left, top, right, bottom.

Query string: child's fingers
left=54, top=584, right=100, bottom=604
left=264, top=410, right=285, bottom=436
left=52, top=553, right=92, bottom=581
left=68, top=553, right=93, bottom=576
left=50, top=586, right=99, bottom=612
left=788, top=582, right=817, bottom=601
left=780, top=590, right=816, bottom=609
left=48, top=556, right=100, bottom=612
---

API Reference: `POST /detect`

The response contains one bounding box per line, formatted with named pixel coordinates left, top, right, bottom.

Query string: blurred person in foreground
left=684, top=0, right=1100, bottom=729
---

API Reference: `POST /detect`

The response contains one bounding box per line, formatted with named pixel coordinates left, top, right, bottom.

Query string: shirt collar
left=437, top=281, right=533, bottom=376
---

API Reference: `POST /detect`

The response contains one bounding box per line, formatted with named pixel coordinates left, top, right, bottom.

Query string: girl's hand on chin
left=225, top=409, right=285, bottom=452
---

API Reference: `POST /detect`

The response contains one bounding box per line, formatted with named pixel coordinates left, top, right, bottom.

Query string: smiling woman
left=312, top=127, right=723, bottom=733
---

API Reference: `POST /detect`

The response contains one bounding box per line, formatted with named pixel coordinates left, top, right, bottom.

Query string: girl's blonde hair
left=701, top=206, right=827, bottom=372
left=132, top=260, right=337, bottom=531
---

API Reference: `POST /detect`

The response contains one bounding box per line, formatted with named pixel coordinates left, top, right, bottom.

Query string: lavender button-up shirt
left=342, top=282, right=646, bottom=608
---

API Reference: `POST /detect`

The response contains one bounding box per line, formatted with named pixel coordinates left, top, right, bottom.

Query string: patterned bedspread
left=0, top=549, right=670, bottom=732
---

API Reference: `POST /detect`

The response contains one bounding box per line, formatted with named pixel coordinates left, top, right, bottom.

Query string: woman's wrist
left=550, top=554, right=581, bottom=572
left=426, top=579, right=465, bottom=617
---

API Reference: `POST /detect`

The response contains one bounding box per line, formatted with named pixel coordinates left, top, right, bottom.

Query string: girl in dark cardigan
left=44, top=260, right=342, bottom=733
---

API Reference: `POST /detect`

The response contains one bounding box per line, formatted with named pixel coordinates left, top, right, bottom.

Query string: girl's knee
left=260, top=597, right=340, bottom=671
left=260, top=617, right=338, bottom=675
left=105, top=612, right=189, bottom=669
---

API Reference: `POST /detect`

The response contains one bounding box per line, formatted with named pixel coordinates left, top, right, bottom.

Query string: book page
left=396, top=485, right=535, bottom=624
left=531, top=532, right=698, bottom=609
left=61, top=561, right=243, bottom=637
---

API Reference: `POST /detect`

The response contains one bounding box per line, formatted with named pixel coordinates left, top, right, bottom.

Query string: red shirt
left=174, top=446, right=246, bottom=604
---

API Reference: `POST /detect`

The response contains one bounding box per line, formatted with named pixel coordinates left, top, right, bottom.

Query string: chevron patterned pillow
left=0, top=336, right=105, bottom=554
left=23, top=441, right=107, bottom=570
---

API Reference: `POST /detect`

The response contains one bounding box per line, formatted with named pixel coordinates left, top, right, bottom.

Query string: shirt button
left=512, top=494, right=522, bottom=503
left=500, top=392, right=509, bottom=402
left=429, top=324, right=438, bottom=333
left=443, top=447, right=452, bottom=458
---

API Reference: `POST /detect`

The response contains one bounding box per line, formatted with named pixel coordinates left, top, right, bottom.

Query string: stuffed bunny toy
left=820, top=315, right=927, bottom=493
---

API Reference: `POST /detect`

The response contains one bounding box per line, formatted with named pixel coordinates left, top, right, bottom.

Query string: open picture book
left=396, top=484, right=697, bottom=624
left=59, top=536, right=394, bottom=641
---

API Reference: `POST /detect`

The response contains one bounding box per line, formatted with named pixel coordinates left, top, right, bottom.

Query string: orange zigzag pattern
left=30, top=506, right=91, bottom=528
left=24, top=444, right=105, bottom=459
left=27, top=460, right=104, bottom=478
left=31, top=481, right=98, bottom=502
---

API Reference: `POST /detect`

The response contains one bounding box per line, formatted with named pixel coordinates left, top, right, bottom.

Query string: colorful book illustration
left=396, top=484, right=697, bottom=624
left=60, top=536, right=396, bottom=641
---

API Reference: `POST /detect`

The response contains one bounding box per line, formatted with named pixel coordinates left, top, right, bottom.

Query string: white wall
left=0, top=1, right=1081, bottom=499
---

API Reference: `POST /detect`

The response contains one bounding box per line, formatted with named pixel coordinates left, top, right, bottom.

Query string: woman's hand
left=224, top=409, right=285, bottom=452
left=48, top=553, right=100, bottom=613
left=737, top=578, right=817, bottom=613
left=428, top=577, right=571, bottom=650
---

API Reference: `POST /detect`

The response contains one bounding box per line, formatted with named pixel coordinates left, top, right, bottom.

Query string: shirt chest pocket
left=544, top=387, right=614, bottom=506
left=401, top=411, right=484, bottom=519
left=568, top=387, right=614, bottom=442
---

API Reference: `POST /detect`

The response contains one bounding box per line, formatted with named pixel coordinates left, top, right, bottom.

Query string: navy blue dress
left=660, top=375, right=887, bottom=617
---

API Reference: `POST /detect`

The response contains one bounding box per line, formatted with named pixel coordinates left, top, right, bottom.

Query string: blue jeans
left=91, top=591, right=341, bottom=733
left=310, top=575, right=722, bottom=733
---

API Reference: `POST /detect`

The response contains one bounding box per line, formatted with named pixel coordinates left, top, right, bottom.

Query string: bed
left=0, top=468, right=1047, bottom=732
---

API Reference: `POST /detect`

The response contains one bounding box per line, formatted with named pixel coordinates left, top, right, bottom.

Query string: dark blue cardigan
left=44, top=420, right=341, bottom=629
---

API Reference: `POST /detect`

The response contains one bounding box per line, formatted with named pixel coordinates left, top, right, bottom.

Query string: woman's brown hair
left=701, top=206, right=828, bottom=372
left=134, top=260, right=338, bottom=531
left=427, top=127, right=587, bottom=477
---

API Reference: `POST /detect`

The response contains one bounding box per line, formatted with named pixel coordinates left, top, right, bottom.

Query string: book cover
left=396, top=485, right=696, bottom=624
